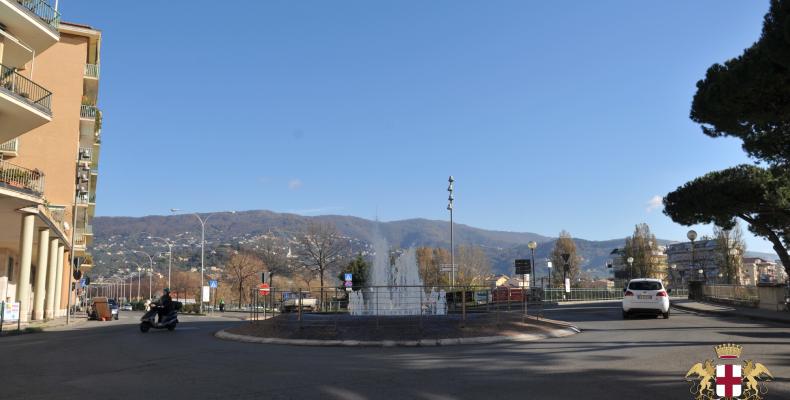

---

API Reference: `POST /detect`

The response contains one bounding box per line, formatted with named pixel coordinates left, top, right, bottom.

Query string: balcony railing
left=84, top=64, right=100, bottom=79
left=76, top=193, right=89, bottom=205
left=78, top=147, right=93, bottom=162
left=16, top=0, right=61, bottom=31
left=84, top=224, right=93, bottom=235
left=0, top=63, right=53, bottom=114
left=80, top=104, right=98, bottom=119
left=0, top=138, right=19, bottom=153
left=44, top=204, right=67, bottom=233
left=73, top=233, right=86, bottom=247
left=0, top=160, right=44, bottom=196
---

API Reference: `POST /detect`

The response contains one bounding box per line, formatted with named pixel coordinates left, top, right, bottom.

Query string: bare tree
left=226, top=251, right=265, bottom=308
left=297, top=222, right=345, bottom=309
left=455, top=245, right=491, bottom=287
left=714, top=223, right=746, bottom=284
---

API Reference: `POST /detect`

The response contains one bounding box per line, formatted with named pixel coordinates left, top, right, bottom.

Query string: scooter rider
left=158, top=288, right=173, bottom=323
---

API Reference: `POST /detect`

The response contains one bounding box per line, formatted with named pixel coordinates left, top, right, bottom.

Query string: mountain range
left=91, top=210, right=778, bottom=278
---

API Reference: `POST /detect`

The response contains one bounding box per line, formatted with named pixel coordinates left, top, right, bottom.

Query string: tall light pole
left=627, top=256, right=634, bottom=281
left=528, top=241, right=537, bottom=289
left=171, top=209, right=235, bottom=313
left=447, top=177, right=455, bottom=287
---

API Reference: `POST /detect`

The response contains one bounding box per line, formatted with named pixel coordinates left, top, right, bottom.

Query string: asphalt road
left=1, top=302, right=788, bottom=400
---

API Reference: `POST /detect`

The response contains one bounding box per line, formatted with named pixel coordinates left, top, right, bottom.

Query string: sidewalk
left=0, top=312, right=88, bottom=334
left=672, top=299, right=790, bottom=324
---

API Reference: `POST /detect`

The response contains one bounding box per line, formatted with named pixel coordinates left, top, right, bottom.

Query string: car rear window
left=628, top=281, right=662, bottom=291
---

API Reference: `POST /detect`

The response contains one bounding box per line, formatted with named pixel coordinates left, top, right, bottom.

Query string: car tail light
left=656, top=291, right=668, bottom=297
left=624, top=290, right=634, bottom=296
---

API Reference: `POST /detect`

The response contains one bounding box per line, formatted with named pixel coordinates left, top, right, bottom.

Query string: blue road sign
left=80, top=279, right=87, bottom=288
left=209, top=280, right=218, bottom=288
left=344, top=273, right=353, bottom=282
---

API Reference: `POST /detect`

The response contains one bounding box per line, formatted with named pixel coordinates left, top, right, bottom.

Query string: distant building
left=610, top=245, right=669, bottom=283
left=666, top=239, right=743, bottom=284
left=485, top=274, right=510, bottom=288
left=741, top=258, right=786, bottom=285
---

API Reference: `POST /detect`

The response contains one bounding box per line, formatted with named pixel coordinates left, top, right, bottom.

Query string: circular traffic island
left=217, top=312, right=579, bottom=347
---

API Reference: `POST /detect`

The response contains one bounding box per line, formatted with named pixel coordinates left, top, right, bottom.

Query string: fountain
left=349, top=236, right=446, bottom=316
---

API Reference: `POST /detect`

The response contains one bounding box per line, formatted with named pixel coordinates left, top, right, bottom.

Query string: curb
left=214, top=316, right=581, bottom=347
left=671, top=303, right=790, bottom=325
left=214, top=324, right=580, bottom=347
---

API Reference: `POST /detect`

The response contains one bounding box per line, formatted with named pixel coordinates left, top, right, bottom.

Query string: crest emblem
left=685, top=343, right=774, bottom=400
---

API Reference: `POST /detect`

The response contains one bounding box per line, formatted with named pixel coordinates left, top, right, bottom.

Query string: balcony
left=0, top=0, right=59, bottom=53
left=14, top=0, right=60, bottom=31
left=0, top=159, right=44, bottom=196
left=80, top=104, right=97, bottom=119
left=84, top=64, right=100, bottom=79
left=78, top=146, right=93, bottom=162
left=0, top=138, right=19, bottom=157
left=0, top=63, right=53, bottom=142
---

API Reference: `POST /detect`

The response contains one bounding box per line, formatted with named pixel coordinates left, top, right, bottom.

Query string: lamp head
left=687, top=230, right=698, bottom=241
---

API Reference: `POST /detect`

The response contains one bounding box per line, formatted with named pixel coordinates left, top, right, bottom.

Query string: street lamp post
left=171, top=209, right=235, bottom=313
left=527, top=241, right=537, bottom=289
left=671, top=264, right=677, bottom=287
left=446, top=177, right=455, bottom=287
left=148, top=236, right=186, bottom=289
left=546, top=261, right=552, bottom=289
left=687, top=230, right=698, bottom=281
left=137, top=267, right=142, bottom=300
left=627, top=256, right=634, bottom=281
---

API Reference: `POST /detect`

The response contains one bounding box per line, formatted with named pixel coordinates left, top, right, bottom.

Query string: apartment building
left=741, top=257, right=787, bottom=286
left=0, top=0, right=101, bottom=321
left=665, top=239, right=744, bottom=284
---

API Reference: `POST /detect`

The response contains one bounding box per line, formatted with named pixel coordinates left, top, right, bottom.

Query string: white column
left=45, top=238, right=59, bottom=319
left=33, top=228, right=50, bottom=320
left=17, top=214, right=35, bottom=323
left=54, top=244, right=65, bottom=316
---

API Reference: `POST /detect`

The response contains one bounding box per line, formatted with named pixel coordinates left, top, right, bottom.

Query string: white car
left=622, top=278, right=670, bottom=319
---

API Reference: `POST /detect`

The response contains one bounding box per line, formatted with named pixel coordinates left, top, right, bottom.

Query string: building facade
left=741, top=257, right=787, bottom=286
left=0, top=0, right=101, bottom=321
left=665, top=239, right=743, bottom=285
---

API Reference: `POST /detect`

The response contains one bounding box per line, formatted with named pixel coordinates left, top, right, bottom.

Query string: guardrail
left=16, top=0, right=60, bottom=31
left=1, top=63, right=53, bottom=113
left=703, top=284, right=759, bottom=303
left=84, top=64, right=100, bottom=79
left=0, top=160, right=44, bottom=195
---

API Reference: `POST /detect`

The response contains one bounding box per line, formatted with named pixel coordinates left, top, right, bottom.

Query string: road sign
left=80, top=278, right=87, bottom=288
left=258, top=283, right=270, bottom=296
left=344, top=281, right=353, bottom=287
left=515, top=259, right=532, bottom=275
left=2, top=302, right=19, bottom=322
left=344, top=273, right=353, bottom=282
left=561, top=253, right=571, bottom=263
left=564, top=278, right=571, bottom=293
left=439, top=264, right=457, bottom=272
left=202, top=286, right=210, bottom=302
left=209, top=280, right=218, bottom=289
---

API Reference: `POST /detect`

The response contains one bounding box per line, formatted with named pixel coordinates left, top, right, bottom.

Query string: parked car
left=121, top=303, right=133, bottom=311
left=622, top=279, right=670, bottom=319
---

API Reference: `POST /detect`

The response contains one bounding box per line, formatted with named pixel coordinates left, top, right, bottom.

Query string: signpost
left=1, top=301, right=20, bottom=333
left=344, top=273, right=353, bottom=292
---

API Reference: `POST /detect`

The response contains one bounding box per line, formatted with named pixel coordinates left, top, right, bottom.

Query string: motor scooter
left=139, top=301, right=180, bottom=333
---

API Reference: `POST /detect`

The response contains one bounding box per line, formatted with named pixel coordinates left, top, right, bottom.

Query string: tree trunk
left=319, top=266, right=325, bottom=311
left=739, top=215, right=790, bottom=279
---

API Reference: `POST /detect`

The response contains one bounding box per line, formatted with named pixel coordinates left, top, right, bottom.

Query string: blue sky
left=65, top=1, right=775, bottom=253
